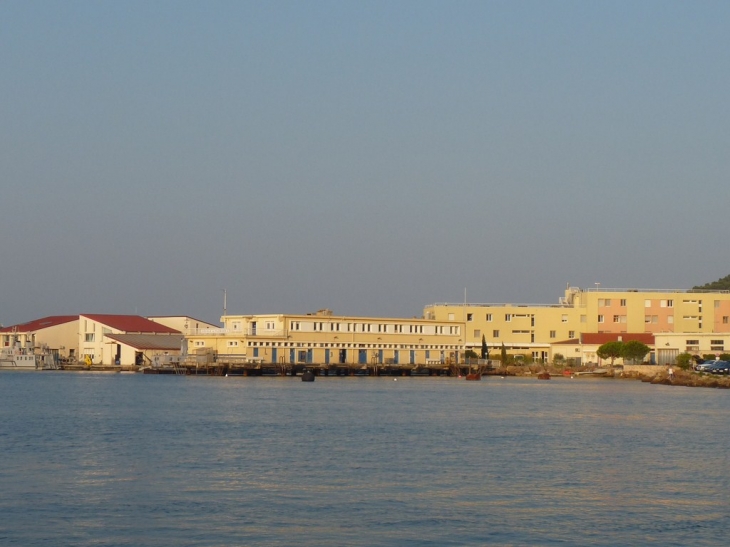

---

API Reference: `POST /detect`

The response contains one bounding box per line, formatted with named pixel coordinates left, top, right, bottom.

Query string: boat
left=537, top=371, right=551, bottom=380
left=0, top=345, right=58, bottom=370
left=301, top=369, right=315, bottom=382
left=465, top=373, right=482, bottom=381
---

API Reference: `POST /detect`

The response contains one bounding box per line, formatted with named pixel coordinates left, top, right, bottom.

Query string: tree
left=693, top=274, right=730, bottom=291
left=676, top=353, right=693, bottom=370
left=621, top=340, right=650, bottom=364
left=596, top=341, right=623, bottom=367
left=500, top=342, right=507, bottom=366
left=481, top=335, right=489, bottom=359
left=553, top=353, right=565, bottom=365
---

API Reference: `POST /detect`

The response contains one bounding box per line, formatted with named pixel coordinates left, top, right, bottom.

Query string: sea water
left=0, top=373, right=728, bottom=546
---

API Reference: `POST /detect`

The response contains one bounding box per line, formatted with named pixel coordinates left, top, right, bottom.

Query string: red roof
left=0, top=315, right=78, bottom=333
left=554, top=333, right=655, bottom=345
left=81, top=314, right=180, bottom=334
left=581, top=333, right=655, bottom=345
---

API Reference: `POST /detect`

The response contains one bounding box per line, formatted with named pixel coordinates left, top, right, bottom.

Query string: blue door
left=307, top=349, right=313, bottom=363
left=410, top=350, right=416, bottom=364
left=378, top=349, right=383, bottom=363
left=325, top=349, right=330, bottom=364
left=393, top=350, right=399, bottom=364
left=358, top=349, right=367, bottom=364
left=272, top=348, right=277, bottom=364
left=289, top=349, right=295, bottom=363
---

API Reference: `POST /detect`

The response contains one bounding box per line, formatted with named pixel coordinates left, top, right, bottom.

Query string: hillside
left=693, top=274, right=730, bottom=291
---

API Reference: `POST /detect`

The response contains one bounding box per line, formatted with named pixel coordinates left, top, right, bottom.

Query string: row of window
left=251, top=341, right=461, bottom=350
left=292, top=321, right=458, bottom=335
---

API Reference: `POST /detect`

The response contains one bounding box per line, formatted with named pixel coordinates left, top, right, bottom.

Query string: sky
left=2, top=0, right=729, bottom=326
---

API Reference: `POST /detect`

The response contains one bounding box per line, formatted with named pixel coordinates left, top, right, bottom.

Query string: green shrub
left=675, top=353, right=693, bottom=370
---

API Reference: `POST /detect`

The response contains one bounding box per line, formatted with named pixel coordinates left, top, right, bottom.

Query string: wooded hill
left=693, top=274, right=730, bottom=291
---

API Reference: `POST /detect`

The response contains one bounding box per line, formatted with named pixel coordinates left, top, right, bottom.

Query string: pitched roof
left=581, top=333, right=655, bottom=345
left=0, top=315, right=78, bottom=333
left=553, top=333, right=655, bottom=346
left=105, top=333, right=184, bottom=350
left=81, top=314, right=180, bottom=334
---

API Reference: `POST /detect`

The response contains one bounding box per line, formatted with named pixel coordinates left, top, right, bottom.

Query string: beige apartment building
left=186, top=309, right=465, bottom=366
left=424, top=285, right=730, bottom=363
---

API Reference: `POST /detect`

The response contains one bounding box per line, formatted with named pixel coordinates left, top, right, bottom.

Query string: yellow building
left=185, top=309, right=465, bottom=367
left=424, top=285, right=730, bottom=363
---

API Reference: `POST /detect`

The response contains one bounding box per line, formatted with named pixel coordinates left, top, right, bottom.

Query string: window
left=599, top=299, right=605, bottom=307
left=448, top=313, right=455, bottom=321
left=85, top=333, right=95, bottom=342
left=265, top=321, right=275, bottom=330
left=253, top=347, right=259, bottom=357
left=716, top=301, right=721, bottom=308
left=227, top=340, right=238, bottom=347
left=613, top=315, right=626, bottom=323
left=724, top=317, right=729, bottom=324
left=620, top=299, right=626, bottom=306
left=493, top=330, right=499, bottom=338
left=568, top=331, right=575, bottom=338
left=474, top=330, right=481, bottom=338
left=580, top=315, right=586, bottom=323
left=486, top=314, right=492, bottom=322
left=598, top=315, right=604, bottom=323
left=605, top=299, right=611, bottom=306
left=550, top=330, right=556, bottom=338
left=668, top=316, right=674, bottom=324
left=561, top=315, right=568, bottom=323
left=667, top=300, right=673, bottom=307
left=505, top=314, right=511, bottom=322
left=466, top=313, right=473, bottom=321
left=645, top=300, right=652, bottom=308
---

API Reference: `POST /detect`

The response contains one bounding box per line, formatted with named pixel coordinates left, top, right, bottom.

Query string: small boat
left=465, top=373, right=482, bottom=381
left=0, top=346, right=58, bottom=370
left=301, top=369, right=315, bottom=382
left=537, top=371, right=551, bottom=380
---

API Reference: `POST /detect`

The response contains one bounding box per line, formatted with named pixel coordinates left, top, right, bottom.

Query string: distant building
left=148, top=316, right=220, bottom=335
left=79, top=314, right=181, bottom=365
left=551, top=333, right=656, bottom=366
left=0, top=316, right=78, bottom=361
left=424, top=285, right=730, bottom=363
left=185, top=309, right=465, bottom=366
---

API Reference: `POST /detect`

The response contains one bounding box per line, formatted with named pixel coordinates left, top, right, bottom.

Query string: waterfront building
left=653, top=332, right=730, bottom=364
left=0, top=315, right=78, bottom=361
left=424, top=285, right=730, bottom=364
left=1, top=314, right=189, bottom=366
left=185, top=309, right=465, bottom=367
left=79, top=314, right=180, bottom=365
left=550, top=333, right=655, bottom=367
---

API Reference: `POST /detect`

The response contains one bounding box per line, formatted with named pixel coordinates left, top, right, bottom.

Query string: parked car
left=707, top=361, right=730, bottom=374
left=696, top=360, right=729, bottom=374
left=695, top=360, right=716, bottom=372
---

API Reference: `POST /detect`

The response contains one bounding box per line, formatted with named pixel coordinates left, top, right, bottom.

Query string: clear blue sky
left=2, top=1, right=729, bottom=325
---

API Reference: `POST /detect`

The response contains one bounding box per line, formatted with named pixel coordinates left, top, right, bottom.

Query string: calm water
left=0, top=373, right=728, bottom=546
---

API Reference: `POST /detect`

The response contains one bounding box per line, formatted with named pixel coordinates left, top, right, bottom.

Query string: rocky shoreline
left=490, top=364, right=730, bottom=389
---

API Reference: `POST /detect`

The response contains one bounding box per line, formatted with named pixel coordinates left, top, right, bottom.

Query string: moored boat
left=0, top=346, right=57, bottom=370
